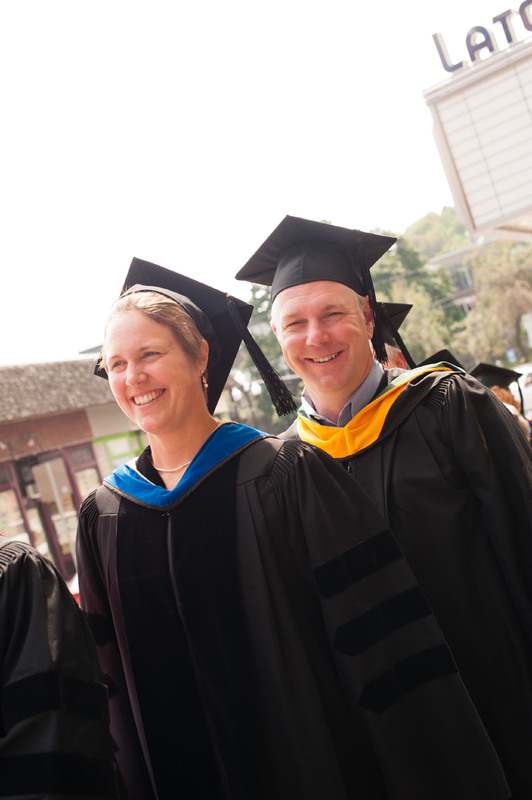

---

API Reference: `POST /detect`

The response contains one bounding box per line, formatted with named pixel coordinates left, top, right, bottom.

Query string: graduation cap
left=379, top=303, right=412, bottom=343
left=418, top=349, right=465, bottom=371
left=377, top=302, right=416, bottom=368
left=235, top=215, right=397, bottom=363
left=95, top=257, right=296, bottom=416
left=470, top=362, right=521, bottom=389
left=470, top=361, right=525, bottom=413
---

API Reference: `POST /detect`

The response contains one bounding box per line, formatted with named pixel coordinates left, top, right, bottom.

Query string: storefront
left=0, top=443, right=103, bottom=580
left=0, top=359, right=149, bottom=582
left=0, top=429, right=149, bottom=582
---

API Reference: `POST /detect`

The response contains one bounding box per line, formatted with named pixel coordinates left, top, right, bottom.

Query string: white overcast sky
left=0, top=0, right=527, bottom=365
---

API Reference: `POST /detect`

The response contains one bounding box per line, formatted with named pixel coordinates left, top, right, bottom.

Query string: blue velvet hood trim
left=104, top=422, right=266, bottom=508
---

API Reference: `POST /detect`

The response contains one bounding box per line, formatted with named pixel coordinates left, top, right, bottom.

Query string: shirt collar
left=301, top=359, right=385, bottom=427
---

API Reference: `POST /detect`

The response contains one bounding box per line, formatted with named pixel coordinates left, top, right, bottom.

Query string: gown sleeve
left=268, top=440, right=511, bottom=800
left=0, top=540, right=123, bottom=799
left=430, top=373, right=532, bottom=638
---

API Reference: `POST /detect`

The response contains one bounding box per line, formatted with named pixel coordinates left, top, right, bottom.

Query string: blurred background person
left=470, top=362, right=531, bottom=441
left=0, top=538, right=123, bottom=799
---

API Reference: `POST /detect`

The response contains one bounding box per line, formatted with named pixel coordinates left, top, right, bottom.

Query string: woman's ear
left=199, top=337, right=209, bottom=373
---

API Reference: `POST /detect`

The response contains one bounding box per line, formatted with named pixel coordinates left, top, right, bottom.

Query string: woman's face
left=104, top=309, right=208, bottom=435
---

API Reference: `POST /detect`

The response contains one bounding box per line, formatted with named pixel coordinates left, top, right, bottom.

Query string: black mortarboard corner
left=417, top=349, right=465, bottom=371
left=377, top=302, right=416, bottom=368
left=235, top=215, right=397, bottom=363
left=470, top=362, right=521, bottom=389
left=95, top=257, right=297, bottom=416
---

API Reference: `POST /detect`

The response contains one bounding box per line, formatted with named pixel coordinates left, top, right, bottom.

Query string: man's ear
left=362, top=296, right=374, bottom=338
left=270, top=303, right=280, bottom=338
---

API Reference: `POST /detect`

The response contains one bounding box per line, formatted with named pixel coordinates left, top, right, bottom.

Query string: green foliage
left=232, top=284, right=300, bottom=434
left=403, top=206, right=469, bottom=260
left=371, top=234, right=460, bottom=362
left=450, top=241, right=532, bottom=364
left=373, top=236, right=457, bottom=307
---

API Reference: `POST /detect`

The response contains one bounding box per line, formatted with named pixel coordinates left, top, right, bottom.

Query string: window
left=101, top=432, right=144, bottom=469
left=0, top=488, right=30, bottom=543
left=75, top=467, right=101, bottom=501
left=69, top=444, right=94, bottom=466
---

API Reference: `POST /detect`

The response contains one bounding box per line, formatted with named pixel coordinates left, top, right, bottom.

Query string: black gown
left=77, top=422, right=510, bottom=800
left=282, top=365, right=532, bottom=799
left=0, top=539, right=122, bottom=799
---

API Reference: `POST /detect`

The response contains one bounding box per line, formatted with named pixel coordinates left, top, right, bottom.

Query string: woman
left=76, top=258, right=510, bottom=800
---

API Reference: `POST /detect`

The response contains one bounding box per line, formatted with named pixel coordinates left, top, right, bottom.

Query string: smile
left=310, top=352, right=340, bottom=363
left=132, top=390, right=164, bottom=406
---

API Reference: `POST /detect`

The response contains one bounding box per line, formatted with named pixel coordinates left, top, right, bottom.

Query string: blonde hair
left=490, top=385, right=520, bottom=411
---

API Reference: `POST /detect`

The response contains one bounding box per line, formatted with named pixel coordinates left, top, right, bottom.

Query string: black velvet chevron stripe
left=1, top=671, right=108, bottom=734
left=359, top=643, right=458, bottom=713
left=333, top=586, right=432, bottom=657
left=313, top=530, right=403, bottom=599
left=0, top=753, right=117, bottom=796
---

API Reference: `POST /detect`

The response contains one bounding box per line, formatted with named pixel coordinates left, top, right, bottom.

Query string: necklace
left=150, top=420, right=220, bottom=474
left=150, top=459, right=192, bottom=473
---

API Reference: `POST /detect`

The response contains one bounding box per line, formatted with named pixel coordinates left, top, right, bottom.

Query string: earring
left=201, top=372, right=208, bottom=390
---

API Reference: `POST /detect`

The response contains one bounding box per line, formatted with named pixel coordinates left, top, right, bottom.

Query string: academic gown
left=0, top=540, right=123, bottom=800
left=76, top=421, right=510, bottom=800
left=282, top=366, right=532, bottom=799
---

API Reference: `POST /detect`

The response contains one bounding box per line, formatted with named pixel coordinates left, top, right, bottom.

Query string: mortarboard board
left=235, top=215, right=397, bottom=363
left=378, top=303, right=412, bottom=343
left=417, top=349, right=465, bottom=371
left=95, top=257, right=296, bottom=416
left=470, top=362, right=521, bottom=389
left=377, top=302, right=416, bottom=369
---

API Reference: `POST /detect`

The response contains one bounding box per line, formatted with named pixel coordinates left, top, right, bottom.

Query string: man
left=0, top=538, right=123, bottom=799
left=237, top=215, right=532, bottom=800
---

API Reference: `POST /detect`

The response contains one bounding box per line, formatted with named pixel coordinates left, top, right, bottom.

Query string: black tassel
left=226, top=297, right=297, bottom=416
left=391, top=327, right=416, bottom=369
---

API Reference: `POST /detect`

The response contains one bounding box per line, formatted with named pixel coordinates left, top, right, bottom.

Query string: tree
left=450, top=241, right=532, bottom=363
left=403, top=207, right=470, bottom=260
left=232, top=284, right=300, bottom=434
left=371, top=234, right=460, bottom=362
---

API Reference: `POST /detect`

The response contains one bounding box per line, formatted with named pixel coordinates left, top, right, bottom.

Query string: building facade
left=425, top=13, right=532, bottom=241
left=0, top=359, right=146, bottom=582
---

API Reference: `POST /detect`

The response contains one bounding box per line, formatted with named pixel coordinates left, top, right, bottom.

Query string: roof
left=0, top=359, right=114, bottom=424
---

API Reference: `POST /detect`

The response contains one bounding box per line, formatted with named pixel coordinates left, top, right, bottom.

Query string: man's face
left=272, top=280, right=374, bottom=418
